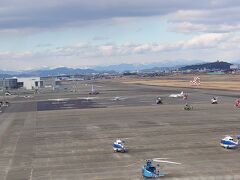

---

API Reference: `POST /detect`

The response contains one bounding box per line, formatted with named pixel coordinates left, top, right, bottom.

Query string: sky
left=1, top=0, right=240, bottom=70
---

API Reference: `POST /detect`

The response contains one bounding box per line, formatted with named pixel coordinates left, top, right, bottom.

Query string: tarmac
left=0, top=80, right=240, bottom=180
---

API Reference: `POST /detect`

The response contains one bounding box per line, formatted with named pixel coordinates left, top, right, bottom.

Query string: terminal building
left=0, top=77, right=43, bottom=90
left=17, top=77, right=43, bottom=90
left=0, top=78, right=18, bottom=89
left=230, top=64, right=240, bottom=70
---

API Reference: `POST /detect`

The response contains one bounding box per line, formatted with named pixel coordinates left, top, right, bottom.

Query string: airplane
left=113, top=139, right=128, bottom=153
left=112, top=96, right=127, bottom=101
left=78, top=97, right=98, bottom=101
left=48, top=98, right=70, bottom=101
left=113, top=96, right=121, bottom=101
left=142, top=158, right=181, bottom=178
left=19, top=95, right=33, bottom=99
left=220, top=135, right=240, bottom=149
left=211, top=97, right=218, bottom=104
left=89, top=85, right=99, bottom=95
left=169, top=91, right=185, bottom=98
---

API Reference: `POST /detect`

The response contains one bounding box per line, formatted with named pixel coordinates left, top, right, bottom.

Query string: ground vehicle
left=184, top=103, right=193, bottom=110
left=235, top=99, right=240, bottom=107
left=156, top=97, right=162, bottom=104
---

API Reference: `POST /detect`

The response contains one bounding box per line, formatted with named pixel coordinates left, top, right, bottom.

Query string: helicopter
left=113, top=139, right=128, bottom=153
left=211, top=97, right=218, bottom=104
left=220, top=135, right=240, bottom=149
left=235, top=99, right=240, bottom=108
left=156, top=97, right=163, bottom=104
left=142, top=158, right=181, bottom=178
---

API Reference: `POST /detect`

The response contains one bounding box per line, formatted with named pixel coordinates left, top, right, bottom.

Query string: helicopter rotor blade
left=153, top=158, right=181, bottom=165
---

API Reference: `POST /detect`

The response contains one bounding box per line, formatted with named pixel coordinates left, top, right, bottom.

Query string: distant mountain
left=93, top=59, right=208, bottom=72
left=0, top=61, right=236, bottom=77
left=26, top=67, right=99, bottom=76
left=180, top=61, right=232, bottom=71
left=93, top=62, right=185, bottom=72
left=142, top=66, right=183, bottom=73
left=94, top=64, right=137, bottom=72
left=0, top=67, right=106, bottom=78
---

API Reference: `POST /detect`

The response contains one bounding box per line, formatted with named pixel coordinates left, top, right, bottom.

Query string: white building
left=230, top=64, right=240, bottom=70
left=17, top=77, right=43, bottom=90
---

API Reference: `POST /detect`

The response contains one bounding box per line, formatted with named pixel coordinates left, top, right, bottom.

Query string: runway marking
left=63, top=104, right=75, bottom=106
left=60, top=106, right=73, bottom=109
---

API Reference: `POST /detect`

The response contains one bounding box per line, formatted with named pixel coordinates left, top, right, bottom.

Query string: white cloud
left=1, top=32, right=239, bottom=70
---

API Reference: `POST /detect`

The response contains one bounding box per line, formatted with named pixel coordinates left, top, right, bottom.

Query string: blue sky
left=0, top=0, right=240, bottom=70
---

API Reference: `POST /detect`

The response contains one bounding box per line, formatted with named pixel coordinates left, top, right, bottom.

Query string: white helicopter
left=211, top=97, right=218, bottom=104
left=113, top=139, right=128, bottom=153
left=169, top=91, right=185, bottom=98
left=220, top=135, right=240, bottom=149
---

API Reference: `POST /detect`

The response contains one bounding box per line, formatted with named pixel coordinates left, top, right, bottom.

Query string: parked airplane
left=89, top=85, right=99, bottom=95
left=169, top=91, right=185, bottom=98
left=112, top=96, right=127, bottom=101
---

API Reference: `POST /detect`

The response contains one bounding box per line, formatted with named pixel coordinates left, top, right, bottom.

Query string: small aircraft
left=156, top=97, right=163, bottom=104
left=142, top=158, right=181, bottom=178
left=220, top=135, right=240, bottom=149
left=79, top=97, right=97, bottom=101
left=211, top=97, right=218, bottom=104
left=113, top=96, right=121, bottom=101
left=169, top=91, right=185, bottom=98
left=89, top=85, right=99, bottom=95
left=113, top=139, right=128, bottom=153
left=48, top=98, right=70, bottom=101
left=112, top=96, right=127, bottom=101
left=235, top=99, right=240, bottom=108
left=19, top=95, right=33, bottom=99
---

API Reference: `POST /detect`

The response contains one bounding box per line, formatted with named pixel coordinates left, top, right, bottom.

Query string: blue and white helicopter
left=220, top=135, right=240, bottom=149
left=142, top=158, right=181, bottom=178
left=113, top=139, right=128, bottom=153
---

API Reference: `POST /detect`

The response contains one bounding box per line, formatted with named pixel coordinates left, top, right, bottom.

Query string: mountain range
left=180, top=61, right=233, bottom=71
left=0, top=61, right=238, bottom=77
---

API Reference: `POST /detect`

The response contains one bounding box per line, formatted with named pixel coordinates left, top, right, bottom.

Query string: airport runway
left=0, top=80, right=240, bottom=180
